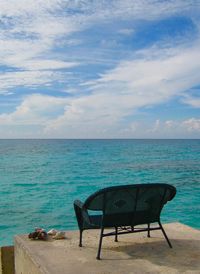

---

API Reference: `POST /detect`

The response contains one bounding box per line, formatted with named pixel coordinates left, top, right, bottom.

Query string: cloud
left=85, top=39, right=200, bottom=108
left=40, top=38, right=200, bottom=137
left=0, top=0, right=62, bottom=16
left=2, top=35, right=200, bottom=137
left=1, top=1, right=199, bottom=89
left=139, top=118, right=200, bottom=138
left=182, top=118, right=200, bottom=131
left=150, top=118, right=200, bottom=136
left=0, top=91, right=200, bottom=138
left=165, top=120, right=175, bottom=128
left=0, top=70, right=65, bottom=92
left=118, top=28, right=134, bottom=36
left=61, top=0, right=199, bottom=23
left=0, top=94, right=68, bottom=125
left=182, top=94, right=200, bottom=108
left=0, top=1, right=200, bottom=138
left=0, top=0, right=83, bottom=94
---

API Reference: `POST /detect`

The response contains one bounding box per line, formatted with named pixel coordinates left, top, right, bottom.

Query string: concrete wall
left=0, top=246, right=14, bottom=274
left=0, top=248, right=1, bottom=274
left=15, top=236, right=45, bottom=274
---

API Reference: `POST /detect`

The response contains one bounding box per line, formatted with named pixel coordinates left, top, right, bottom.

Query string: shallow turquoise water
left=0, top=139, right=200, bottom=246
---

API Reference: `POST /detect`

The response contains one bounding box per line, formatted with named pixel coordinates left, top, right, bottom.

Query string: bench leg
left=147, top=223, right=150, bottom=238
left=79, top=229, right=83, bottom=247
left=159, top=221, right=172, bottom=248
left=97, top=227, right=104, bottom=260
left=115, top=227, right=118, bottom=242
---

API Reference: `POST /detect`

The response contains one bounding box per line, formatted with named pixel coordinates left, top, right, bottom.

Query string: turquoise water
left=0, top=139, right=200, bottom=246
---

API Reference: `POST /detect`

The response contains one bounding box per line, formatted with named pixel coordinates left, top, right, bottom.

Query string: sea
left=0, top=139, right=200, bottom=246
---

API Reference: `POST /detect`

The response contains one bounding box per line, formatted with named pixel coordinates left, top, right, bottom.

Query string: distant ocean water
left=0, top=139, right=200, bottom=246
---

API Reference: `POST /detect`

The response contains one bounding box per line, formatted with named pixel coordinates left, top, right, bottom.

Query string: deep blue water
left=0, top=139, right=200, bottom=246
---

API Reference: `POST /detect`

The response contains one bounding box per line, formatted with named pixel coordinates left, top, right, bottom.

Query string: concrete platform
left=15, top=223, right=200, bottom=274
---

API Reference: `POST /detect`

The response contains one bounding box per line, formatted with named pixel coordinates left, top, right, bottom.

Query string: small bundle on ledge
left=28, top=228, right=48, bottom=240
left=28, top=228, right=66, bottom=240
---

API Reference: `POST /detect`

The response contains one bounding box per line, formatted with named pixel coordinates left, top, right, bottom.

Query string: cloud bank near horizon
left=0, top=0, right=200, bottom=138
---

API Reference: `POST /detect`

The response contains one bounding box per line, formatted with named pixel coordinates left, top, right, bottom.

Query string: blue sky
left=0, top=0, right=200, bottom=138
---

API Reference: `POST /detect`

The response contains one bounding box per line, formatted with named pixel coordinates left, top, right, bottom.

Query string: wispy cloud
left=182, top=94, right=200, bottom=108
left=0, top=70, right=65, bottom=93
left=0, top=0, right=82, bottom=93
left=84, top=40, right=200, bottom=110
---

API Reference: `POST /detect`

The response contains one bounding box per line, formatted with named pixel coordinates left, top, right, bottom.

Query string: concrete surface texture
left=15, top=223, right=200, bottom=274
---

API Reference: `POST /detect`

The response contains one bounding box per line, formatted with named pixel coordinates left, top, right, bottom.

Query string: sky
left=0, top=0, right=200, bottom=139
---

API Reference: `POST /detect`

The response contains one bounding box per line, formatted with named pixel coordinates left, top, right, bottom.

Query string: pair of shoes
left=53, top=231, right=65, bottom=239
left=28, top=228, right=48, bottom=240
left=47, top=229, right=65, bottom=239
left=47, top=229, right=57, bottom=236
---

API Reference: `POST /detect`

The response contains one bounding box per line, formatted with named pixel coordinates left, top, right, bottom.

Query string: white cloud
left=84, top=40, right=200, bottom=110
left=62, top=0, right=199, bottom=23
left=118, top=28, right=134, bottom=36
left=0, top=92, right=200, bottom=138
left=182, top=118, right=200, bottom=131
left=142, top=118, right=200, bottom=138
left=151, top=119, right=160, bottom=132
left=0, top=0, right=199, bottom=95
left=165, top=120, right=175, bottom=128
left=0, top=0, right=82, bottom=93
left=2, top=37, right=199, bottom=137
left=0, top=70, right=65, bottom=91
left=0, top=94, right=68, bottom=125
left=147, top=118, right=200, bottom=136
left=42, top=39, right=200, bottom=137
left=13, top=60, right=77, bottom=71
left=0, top=0, right=200, bottom=137
left=182, top=95, right=200, bottom=108
left=0, top=0, right=62, bottom=16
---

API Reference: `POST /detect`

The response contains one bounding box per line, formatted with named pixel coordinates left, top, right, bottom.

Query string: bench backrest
left=84, top=183, right=176, bottom=227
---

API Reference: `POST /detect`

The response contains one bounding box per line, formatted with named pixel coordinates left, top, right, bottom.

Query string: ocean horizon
left=0, top=139, right=200, bottom=246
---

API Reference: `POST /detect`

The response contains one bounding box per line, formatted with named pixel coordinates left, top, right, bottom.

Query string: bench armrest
left=74, top=200, right=90, bottom=230
left=74, top=199, right=84, bottom=209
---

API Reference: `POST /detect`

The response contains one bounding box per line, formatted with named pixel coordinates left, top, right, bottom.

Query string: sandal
left=28, top=228, right=48, bottom=240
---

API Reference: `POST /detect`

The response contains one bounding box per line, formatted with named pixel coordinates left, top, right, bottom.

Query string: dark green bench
left=74, top=183, right=176, bottom=259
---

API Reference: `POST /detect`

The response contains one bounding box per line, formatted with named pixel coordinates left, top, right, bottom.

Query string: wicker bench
left=74, top=183, right=176, bottom=259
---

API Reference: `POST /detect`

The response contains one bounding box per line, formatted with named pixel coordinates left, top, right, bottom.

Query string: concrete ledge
left=15, top=223, right=200, bottom=274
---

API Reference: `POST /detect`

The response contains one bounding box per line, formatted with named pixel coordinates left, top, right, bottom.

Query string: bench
left=74, top=183, right=176, bottom=259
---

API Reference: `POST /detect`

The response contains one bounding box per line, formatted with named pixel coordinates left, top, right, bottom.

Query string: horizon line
left=0, top=138, right=199, bottom=140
